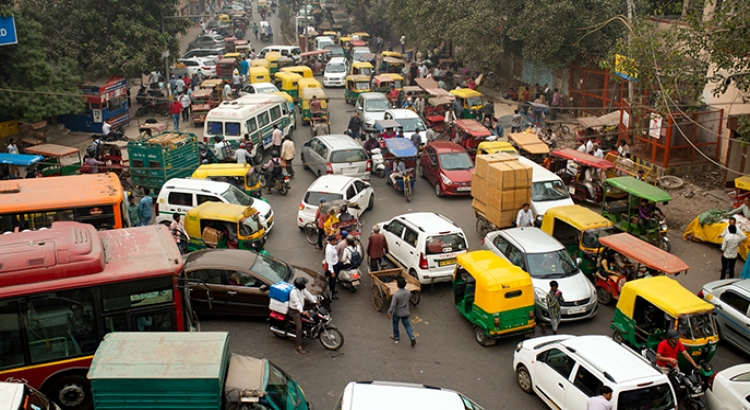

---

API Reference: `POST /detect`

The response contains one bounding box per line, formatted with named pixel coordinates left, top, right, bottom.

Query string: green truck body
left=128, top=132, right=200, bottom=196
left=87, top=332, right=310, bottom=410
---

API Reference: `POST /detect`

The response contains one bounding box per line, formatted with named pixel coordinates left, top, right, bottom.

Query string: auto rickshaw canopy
left=24, top=143, right=79, bottom=158
left=346, top=75, right=371, bottom=90
left=453, top=119, right=491, bottom=138
left=298, top=77, right=322, bottom=90
left=373, top=75, right=395, bottom=87
left=617, top=276, right=713, bottom=319
left=351, top=61, right=374, bottom=74
left=735, top=176, right=750, bottom=191
left=599, top=233, right=689, bottom=274
left=551, top=148, right=615, bottom=170
left=477, top=141, right=517, bottom=155
left=274, top=71, right=303, bottom=87
left=201, top=79, right=224, bottom=89
left=450, top=88, right=483, bottom=100
left=542, top=205, right=613, bottom=233
left=248, top=67, right=271, bottom=83
left=0, top=153, right=43, bottom=166
left=184, top=202, right=265, bottom=240
left=381, top=73, right=404, bottom=88
left=381, top=57, right=405, bottom=66
left=281, top=65, right=313, bottom=78
left=270, top=91, right=294, bottom=103
left=350, top=39, right=366, bottom=48
left=264, top=51, right=282, bottom=63
left=300, top=88, right=328, bottom=107
left=456, top=251, right=534, bottom=314
left=192, top=163, right=253, bottom=179
left=251, top=59, right=271, bottom=69
left=381, top=51, right=403, bottom=59
left=351, top=32, right=370, bottom=42
left=223, top=52, right=242, bottom=60
left=605, top=177, right=672, bottom=203
left=508, top=132, right=550, bottom=155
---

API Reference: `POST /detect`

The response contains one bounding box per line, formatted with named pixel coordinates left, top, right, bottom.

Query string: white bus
left=204, top=94, right=295, bottom=163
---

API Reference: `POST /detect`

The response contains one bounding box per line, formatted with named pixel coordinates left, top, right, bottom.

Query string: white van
left=335, top=381, right=487, bottom=410
left=516, top=155, right=574, bottom=224
left=154, top=178, right=274, bottom=232
left=204, top=94, right=293, bottom=164
left=258, top=45, right=302, bottom=63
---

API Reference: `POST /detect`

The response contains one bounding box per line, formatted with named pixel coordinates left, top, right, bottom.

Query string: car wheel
left=367, top=194, right=374, bottom=211
left=516, top=365, right=534, bottom=394
left=418, top=163, right=426, bottom=179
left=596, top=286, right=612, bottom=305
left=253, top=145, right=264, bottom=166
left=434, top=183, right=442, bottom=197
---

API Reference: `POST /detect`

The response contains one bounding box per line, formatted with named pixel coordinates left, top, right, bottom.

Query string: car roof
left=494, top=228, right=563, bottom=253
left=252, top=82, right=277, bottom=89
left=307, top=175, right=357, bottom=193
left=184, top=249, right=258, bottom=270
left=344, top=381, right=464, bottom=410
left=731, top=279, right=750, bottom=293
left=360, top=92, right=388, bottom=100
left=392, top=213, right=460, bottom=233
left=314, top=134, right=365, bottom=149
left=329, top=57, right=347, bottom=64
left=560, top=336, right=663, bottom=383
left=386, top=109, right=419, bottom=119
left=164, top=178, right=231, bottom=194
left=426, top=140, right=466, bottom=153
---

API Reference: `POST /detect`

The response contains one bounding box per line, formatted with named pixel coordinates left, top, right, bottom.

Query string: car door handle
left=715, top=304, right=723, bottom=310
left=558, top=383, right=565, bottom=389
left=227, top=291, right=237, bottom=296
left=395, top=242, right=400, bottom=246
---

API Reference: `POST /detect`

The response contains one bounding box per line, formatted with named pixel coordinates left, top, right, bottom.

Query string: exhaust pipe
left=269, top=326, right=295, bottom=338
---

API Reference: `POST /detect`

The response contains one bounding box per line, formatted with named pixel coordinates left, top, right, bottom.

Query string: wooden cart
left=370, top=268, right=421, bottom=312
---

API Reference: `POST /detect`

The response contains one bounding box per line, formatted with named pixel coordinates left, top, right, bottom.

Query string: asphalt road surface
left=182, top=12, right=748, bottom=410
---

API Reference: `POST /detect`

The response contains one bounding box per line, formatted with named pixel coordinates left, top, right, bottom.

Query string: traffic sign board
left=0, top=15, right=18, bottom=46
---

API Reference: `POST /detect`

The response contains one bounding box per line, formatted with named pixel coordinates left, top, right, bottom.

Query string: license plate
left=352, top=280, right=360, bottom=286
left=343, top=167, right=357, bottom=174
left=567, top=306, right=586, bottom=314
left=439, top=258, right=457, bottom=267
left=457, top=187, right=471, bottom=192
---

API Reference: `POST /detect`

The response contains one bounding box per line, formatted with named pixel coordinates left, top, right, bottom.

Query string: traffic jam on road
left=2, top=1, right=750, bottom=410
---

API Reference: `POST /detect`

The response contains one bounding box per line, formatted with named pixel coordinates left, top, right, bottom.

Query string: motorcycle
left=327, top=240, right=363, bottom=293
left=136, top=99, right=169, bottom=117
left=136, top=84, right=167, bottom=104
left=103, top=126, right=128, bottom=142
left=269, top=304, right=344, bottom=350
left=261, top=172, right=290, bottom=195
left=641, top=347, right=709, bottom=410
left=369, top=147, right=386, bottom=178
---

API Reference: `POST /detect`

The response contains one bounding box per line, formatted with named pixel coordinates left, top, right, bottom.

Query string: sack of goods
left=268, top=281, right=294, bottom=314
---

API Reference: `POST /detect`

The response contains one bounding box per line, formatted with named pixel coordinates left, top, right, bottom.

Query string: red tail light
left=202, top=66, right=211, bottom=70
left=708, top=373, right=717, bottom=390
left=284, top=175, right=290, bottom=181
left=298, top=202, right=305, bottom=211
left=697, top=290, right=704, bottom=299
left=352, top=272, right=361, bottom=280
left=494, top=317, right=500, bottom=327
left=366, top=160, right=371, bottom=173
left=529, top=310, right=535, bottom=319
left=419, top=252, right=428, bottom=270
left=481, top=237, right=485, bottom=245
left=326, top=163, right=333, bottom=174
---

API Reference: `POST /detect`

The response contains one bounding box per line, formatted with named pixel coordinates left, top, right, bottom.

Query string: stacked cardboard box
left=268, top=282, right=294, bottom=314
left=471, top=153, right=532, bottom=228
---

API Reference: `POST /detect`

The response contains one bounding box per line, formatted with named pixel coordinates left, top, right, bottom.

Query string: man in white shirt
left=288, top=277, right=318, bottom=355
left=101, top=120, right=111, bottom=136
left=585, top=138, right=594, bottom=155
left=179, top=93, right=192, bottom=122
left=325, top=234, right=342, bottom=299
left=389, top=158, right=407, bottom=185
left=586, top=386, right=613, bottom=410
left=213, top=136, right=233, bottom=162
left=281, top=135, right=295, bottom=177
left=721, top=224, right=747, bottom=280
left=516, top=203, right=534, bottom=228
left=399, top=34, right=406, bottom=54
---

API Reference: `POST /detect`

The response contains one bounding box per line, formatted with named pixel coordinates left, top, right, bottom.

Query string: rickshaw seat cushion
left=426, top=115, right=444, bottom=122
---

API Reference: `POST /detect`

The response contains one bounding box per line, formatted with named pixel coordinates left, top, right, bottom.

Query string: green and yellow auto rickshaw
left=264, top=51, right=283, bottom=74
left=249, top=66, right=271, bottom=84
left=450, top=88, right=484, bottom=119
left=476, top=141, right=518, bottom=156
left=344, top=75, right=371, bottom=104
left=281, top=65, right=314, bottom=79
left=184, top=202, right=267, bottom=254
left=350, top=61, right=374, bottom=77
left=379, top=57, right=405, bottom=74
left=602, top=176, right=672, bottom=252
left=611, top=276, right=718, bottom=370
left=540, top=205, right=616, bottom=277
left=453, top=251, right=536, bottom=346
left=24, top=143, right=82, bottom=176
left=273, top=71, right=303, bottom=102
left=299, top=87, right=329, bottom=125
left=191, top=163, right=264, bottom=199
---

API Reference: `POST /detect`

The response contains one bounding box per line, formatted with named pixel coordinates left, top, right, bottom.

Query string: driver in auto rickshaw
left=638, top=198, right=664, bottom=232
left=389, top=158, right=412, bottom=186
left=596, top=248, right=632, bottom=293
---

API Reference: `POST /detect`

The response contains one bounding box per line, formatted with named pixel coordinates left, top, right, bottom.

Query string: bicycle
left=547, top=120, right=572, bottom=137
left=304, top=223, right=320, bottom=246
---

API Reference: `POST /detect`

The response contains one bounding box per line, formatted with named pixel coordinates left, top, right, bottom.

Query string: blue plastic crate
left=269, top=281, right=294, bottom=302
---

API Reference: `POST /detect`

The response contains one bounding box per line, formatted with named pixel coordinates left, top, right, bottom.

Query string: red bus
left=0, top=221, right=194, bottom=410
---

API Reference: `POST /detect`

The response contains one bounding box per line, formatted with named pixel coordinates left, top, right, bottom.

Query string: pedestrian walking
left=388, top=278, right=416, bottom=346
left=169, top=99, right=181, bottom=131
left=483, top=100, right=495, bottom=126
left=399, top=34, right=406, bottom=54
left=721, top=224, right=746, bottom=279
left=541, top=281, right=563, bottom=335
left=253, top=23, right=259, bottom=40
left=223, top=80, right=232, bottom=101
left=139, top=188, right=153, bottom=226
left=179, top=92, right=191, bottom=123
left=515, top=203, right=534, bottom=228
left=550, top=88, right=561, bottom=120
left=281, top=135, right=295, bottom=178
left=6, top=138, right=20, bottom=178
left=367, top=225, right=388, bottom=273
left=175, top=76, right=185, bottom=95
left=271, top=124, right=283, bottom=152
left=127, top=196, right=140, bottom=227
left=169, top=213, right=189, bottom=254
left=314, top=198, right=328, bottom=250
left=324, top=234, right=342, bottom=299
left=586, top=386, right=613, bottom=410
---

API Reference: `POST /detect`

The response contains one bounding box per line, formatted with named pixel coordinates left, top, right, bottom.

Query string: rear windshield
left=425, top=233, right=467, bottom=255
left=618, top=383, right=674, bottom=410
left=331, top=149, right=368, bottom=163
left=304, top=191, right=344, bottom=205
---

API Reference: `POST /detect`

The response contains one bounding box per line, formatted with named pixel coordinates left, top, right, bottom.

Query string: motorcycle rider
left=261, top=150, right=284, bottom=194
left=364, top=133, right=380, bottom=153
left=655, top=329, right=700, bottom=374
left=289, top=277, right=318, bottom=355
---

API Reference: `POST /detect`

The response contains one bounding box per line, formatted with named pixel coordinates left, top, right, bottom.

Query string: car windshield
left=221, top=185, right=252, bottom=206
left=425, top=233, right=467, bottom=255
left=466, top=96, right=482, bottom=107
left=304, top=191, right=344, bottom=205
left=365, top=99, right=390, bottom=112
left=250, top=253, right=293, bottom=282
left=326, top=47, right=345, bottom=57
left=581, top=227, right=617, bottom=249
left=326, top=64, right=346, bottom=73
left=439, top=153, right=474, bottom=171
left=240, top=215, right=262, bottom=237
left=678, top=313, right=717, bottom=339
left=531, top=180, right=570, bottom=202
left=618, top=383, right=675, bottom=410
left=526, top=249, right=578, bottom=278
left=256, top=85, right=279, bottom=93
left=394, top=118, right=426, bottom=132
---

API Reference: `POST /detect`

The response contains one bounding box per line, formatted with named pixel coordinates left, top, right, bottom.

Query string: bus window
left=258, top=112, right=270, bottom=128
left=100, top=277, right=176, bottom=333
left=270, top=106, right=281, bottom=121
left=207, top=121, right=223, bottom=135
left=0, top=301, right=24, bottom=370
left=247, top=118, right=258, bottom=133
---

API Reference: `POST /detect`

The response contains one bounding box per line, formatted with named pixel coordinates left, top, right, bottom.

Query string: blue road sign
left=0, top=15, right=18, bottom=46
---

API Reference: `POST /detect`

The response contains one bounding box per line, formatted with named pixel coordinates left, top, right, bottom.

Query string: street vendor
left=728, top=197, right=750, bottom=217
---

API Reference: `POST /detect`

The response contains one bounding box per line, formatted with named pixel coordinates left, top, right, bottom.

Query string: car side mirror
left=356, top=105, right=362, bottom=110
left=303, top=141, right=310, bottom=147
left=259, top=283, right=269, bottom=292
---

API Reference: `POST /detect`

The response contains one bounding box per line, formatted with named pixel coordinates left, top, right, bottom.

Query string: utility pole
left=627, top=0, right=635, bottom=104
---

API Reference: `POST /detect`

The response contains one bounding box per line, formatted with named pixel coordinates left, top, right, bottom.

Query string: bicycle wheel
left=404, top=179, right=412, bottom=202
left=560, top=125, right=570, bottom=136
left=304, top=224, right=318, bottom=245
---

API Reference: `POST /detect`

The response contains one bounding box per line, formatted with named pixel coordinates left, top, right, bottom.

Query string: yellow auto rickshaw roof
left=192, top=163, right=252, bottom=178
left=252, top=59, right=271, bottom=68
left=736, top=176, right=750, bottom=191
left=323, top=31, right=337, bottom=36
left=186, top=202, right=256, bottom=223
left=298, top=78, right=322, bottom=88
left=339, top=36, right=352, bottom=42
left=617, top=276, right=714, bottom=318
left=270, top=91, right=294, bottom=103
left=352, top=32, right=370, bottom=37
left=450, top=88, right=483, bottom=98
left=382, top=73, right=404, bottom=81
left=542, top=205, right=613, bottom=231
left=381, top=51, right=403, bottom=59
left=374, top=75, right=394, bottom=85
left=274, top=71, right=303, bottom=80
left=202, top=79, right=224, bottom=88
left=352, top=61, right=374, bottom=68
left=508, top=132, right=550, bottom=155
left=265, top=51, right=282, bottom=62
left=223, top=53, right=241, bottom=59
left=300, top=87, right=327, bottom=100
left=347, top=75, right=370, bottom=82
left=477, top=141, right=518, bottom=154
left=381, top=57, right=405, bottom=64
left=281, top=66, right=313, bottom=75
left=456, top=251, right=534, bottom=313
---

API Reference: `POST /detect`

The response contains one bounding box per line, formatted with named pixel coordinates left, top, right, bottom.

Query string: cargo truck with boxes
left=472, top=153, right=532, bottom=238
left=128, top=131, right=200, bottom=197
left=87, top=332, right=311, bottom=410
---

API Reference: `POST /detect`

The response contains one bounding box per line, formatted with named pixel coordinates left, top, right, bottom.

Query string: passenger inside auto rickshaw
left=382, top=126, right=397, bottom=140
left=596, top=248, right=631, bottom=292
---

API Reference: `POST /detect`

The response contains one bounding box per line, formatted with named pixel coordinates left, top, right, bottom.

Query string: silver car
left=355, top=93, right=390, bottom=131
left=301, top=135, right=371, bottom=180
left=700, top=279, right=750, bottom=355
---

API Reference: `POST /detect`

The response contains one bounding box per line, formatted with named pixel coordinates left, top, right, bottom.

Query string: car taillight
left=419, top=252, right=428, bottom=270
left=697, top=290, right=704, bottom=299
left=298, top=202, right=305, bottom=211
left=326, top=163, right=333, bottom=174
left=529, top=310, right=534, bottom=319
left=708, top=373, right=717, bottom=390
left=366, top=160, right=371, bottom=172
left=203, top=136, right=208, bottom=143
left=481, top=237, right=485, bottom=245
left=202, top=66, right=211, bottom=70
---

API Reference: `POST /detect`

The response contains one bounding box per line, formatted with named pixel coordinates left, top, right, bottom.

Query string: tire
left=253, top=145, right=264, bottom=166
left=410, top=291, right=420, bottom=306
left=516, top=365, right=534, bottom=394
left=371, top=284, right=384, bottom=311
left=367, top=194, right=374, bottom=211
left=349, top=285, right=358, bottom=293
left=159, top=106, right=169, bottom=117
left=319, top=326, right=345, bottom=350
left=304, top=224, right=318, bottom=245
left=278, top=182, right=289, bottom=196
left=596, top=286, right=612, bottom=305
left=376, top=168, right=385, bottom=178
left=405, top=184, right=412, bottom=202
left=612, top=330, right=624, bottom=343
left=45, top=374, right=92, bottom=410
left=434, top=183, right=442, bottom=197
left=475, top=326, right=488, bottom=345
left=476, top=217, right=490, bottom=239
left=136, top=106, right=148, bottom=117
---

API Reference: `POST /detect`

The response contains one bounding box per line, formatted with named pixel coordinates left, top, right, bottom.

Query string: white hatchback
left=324, top=57, right=349, bottom=87
left=375, top=213, right=468, bottom=284
left=705, top=364, right=750, bottom=410
left=296, top=175, right=374, bottom=229
left=384, top=109, right=428, bottom=145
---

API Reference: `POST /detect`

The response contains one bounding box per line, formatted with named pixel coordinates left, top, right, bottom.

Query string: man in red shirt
left=169, top=99, right=182, bottom=131
left=655, top=329, right=700, bottom=374
left=387, top=86, right=400, bottom=107
left=314, top=198, right=329, bottom=250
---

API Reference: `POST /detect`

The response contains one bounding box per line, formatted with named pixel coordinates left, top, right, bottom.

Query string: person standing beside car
left=541, top=281, right=563, bottom=335
left=281, top=135, right=295, bottom=178
left=367, top=225, right=388, bottom=273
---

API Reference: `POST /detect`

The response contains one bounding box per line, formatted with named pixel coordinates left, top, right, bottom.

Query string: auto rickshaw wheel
left=376, top=169, right=385, bottom=178
left=410, top=291, right=420, bottom=306
left=371, top=284, right=384, bottom=311
left=612, top=330, right=624, bottom=343
left=476, top=217, right=490, bottom=239
left=474, top=327, right=495, bottom=347
left=516, top=365, right=534, bottom=394
left=596, top=286, right=612, bottom=305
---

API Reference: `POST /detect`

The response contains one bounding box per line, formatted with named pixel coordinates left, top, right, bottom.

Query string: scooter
left=369, top=147, right=386, bottom=178
left=269, top=304, right=344, bottom=350
left=334, top=240, right=363, bottom=292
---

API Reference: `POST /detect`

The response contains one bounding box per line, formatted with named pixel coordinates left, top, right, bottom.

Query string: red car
left=419, top=141, right=474, bottom=196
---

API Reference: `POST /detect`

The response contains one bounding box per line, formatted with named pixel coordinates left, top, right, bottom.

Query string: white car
left=705, top=364, right=750, bottom=410
left=297, top=175, right=374, bottom=229
left=178, top=57, right=216, bottom=78
left=355, top=93, right=390, bottom=131
left=699, top=279, right=750, bottom=355
left=334, top=381, right=487, bottom=410
left=375, top=213, right=468, bottom=284
left=481, top=228, right=597, bottom=322
left=323, top=57, right=349, bottom=87
left=314, top=36, right=334, bottom=51
left=239, top=82, right=280, bottom=97
left=513, top=335, right=676, bottom=410
left=384, top=109, right=427, bottom=144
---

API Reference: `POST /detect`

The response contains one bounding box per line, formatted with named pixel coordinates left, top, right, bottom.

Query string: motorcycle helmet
left=341, top=230, right=348, bottom=238
left=270, top=150, right=279, bottom=158
left=320, top=198, right=327, bottom=203
left=666, top=329, right=679, bottom=340
left=294, top=277, right=308, bottom=290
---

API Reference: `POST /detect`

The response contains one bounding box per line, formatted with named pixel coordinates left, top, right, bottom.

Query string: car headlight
left=440, top=173, right=452, bottom=185
left=587, top=280, right=596, bottom=297
left=515, top=341, right=524, bottom=353
left=534, top=287, right=546, bottom=303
